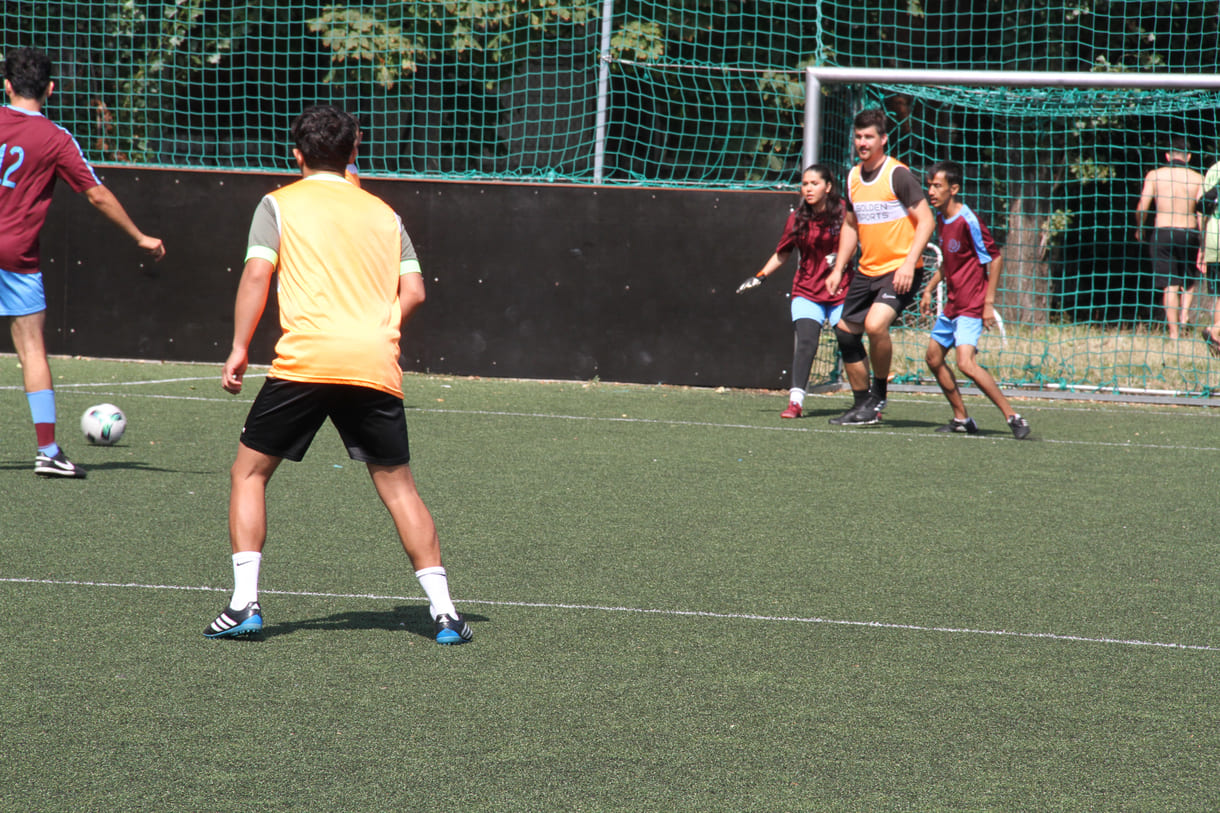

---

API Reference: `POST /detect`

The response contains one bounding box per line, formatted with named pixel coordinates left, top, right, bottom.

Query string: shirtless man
left=1134, top=137, right=1203, bottom=340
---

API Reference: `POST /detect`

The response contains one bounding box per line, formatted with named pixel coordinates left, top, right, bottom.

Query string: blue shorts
left=791, top=296, right=843, bottom=325
left=0, top=269, right=47, bottom=316
left=931, top=314, right=984, bottom=349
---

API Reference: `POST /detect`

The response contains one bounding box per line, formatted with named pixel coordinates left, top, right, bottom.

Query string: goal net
left=7, top=2, right=1220, bottom=396
left=807, top=76, right=1220, bottom=397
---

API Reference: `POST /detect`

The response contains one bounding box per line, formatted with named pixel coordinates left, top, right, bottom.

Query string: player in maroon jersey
left=919, top=160, right=1030, bottom=439
left=1, top=47, right=165, bottom=477
left=737, top=164, right=850, bottom=418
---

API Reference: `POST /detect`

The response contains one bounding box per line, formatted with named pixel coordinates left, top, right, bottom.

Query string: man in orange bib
left=205, top=106, right=471, bottom=645
left=824, top=108, right=935, bottom=426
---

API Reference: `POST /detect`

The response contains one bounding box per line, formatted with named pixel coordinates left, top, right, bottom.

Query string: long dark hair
left=793, top=164, right=843, bottom=237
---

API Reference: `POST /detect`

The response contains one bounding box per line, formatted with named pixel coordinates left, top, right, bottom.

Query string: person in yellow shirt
left=824, top=108, right=935, bottom=426
left=1198, top=158, right=1220, bottom=355
left=205, top=105, right=471, bottom=645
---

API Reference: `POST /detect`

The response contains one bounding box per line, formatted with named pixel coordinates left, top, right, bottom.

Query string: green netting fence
left=6, top=1, right=1220, bottom=395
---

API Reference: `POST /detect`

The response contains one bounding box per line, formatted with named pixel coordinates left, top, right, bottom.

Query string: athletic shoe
left=34, top=449, right=86, bottom=478
left=1007, top=413, right=1031, bottom=440
left=828, top=403, right=863, bottom=425
left=935, top=417, right=978, bottom=434
left=434, top=613, right=473, bottom=645
left=834, top=395, right=885, bottom=426
left=780, top=402, right=802, bottom=419
left=204, top=601, right=263, bottom=638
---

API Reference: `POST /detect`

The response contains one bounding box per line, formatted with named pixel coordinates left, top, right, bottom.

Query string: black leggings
left=791, top=318, right=822, bottom=390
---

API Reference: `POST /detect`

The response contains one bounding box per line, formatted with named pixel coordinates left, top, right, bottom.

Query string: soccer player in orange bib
left=824, top=108, right=935, bottom=426
left=205, top=105, right=471, bottom=644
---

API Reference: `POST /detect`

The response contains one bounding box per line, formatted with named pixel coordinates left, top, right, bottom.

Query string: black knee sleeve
left=834, top=325, right=867, bottom=364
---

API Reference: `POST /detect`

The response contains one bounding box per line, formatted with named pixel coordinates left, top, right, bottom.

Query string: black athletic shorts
left=840, top=265, right=926, bottom=325
left=239, top=378, right=411, bottom=465
left=1150, top=227, right=1201, bottom=289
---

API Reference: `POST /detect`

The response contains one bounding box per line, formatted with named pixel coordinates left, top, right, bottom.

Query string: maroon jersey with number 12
left=0, top=105, right=101, bottom=274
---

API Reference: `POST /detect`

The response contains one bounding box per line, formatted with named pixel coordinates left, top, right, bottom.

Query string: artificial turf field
left=2, top=356, right=1217, bottom=812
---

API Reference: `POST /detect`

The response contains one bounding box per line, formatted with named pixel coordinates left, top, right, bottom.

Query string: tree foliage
left=8, top=1, right=1219, bottom=318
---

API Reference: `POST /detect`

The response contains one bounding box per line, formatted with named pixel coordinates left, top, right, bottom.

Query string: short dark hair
left=1167, top=136, right=1190, bottom=156
left=853, top=108, right=889, bottom=135
left=290, top=105, right=358, bottom=172
left=928, top=160, right=964, bottom=190
left=3, top=47, right=52, bottom=100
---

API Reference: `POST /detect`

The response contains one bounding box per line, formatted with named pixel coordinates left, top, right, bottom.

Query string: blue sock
left=27, top=389, right=59, bottom=456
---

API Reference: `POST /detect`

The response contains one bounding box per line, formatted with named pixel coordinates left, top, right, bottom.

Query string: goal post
left=803, top=67, right=1220, bottom=398
left=803, top=67, right=1220, bottom=167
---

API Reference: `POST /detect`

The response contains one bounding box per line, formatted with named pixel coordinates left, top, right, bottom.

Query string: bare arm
left=893, top=199, right=936, bottom=295
left=983, top=250, right=1004, bottom=328
left=399, top=271, right=426, bottom=326
left=918, top=264, right=944, bottom=317
left=825, top=212, right=858, bottom=295
left=84, top=184, right=165, bottom=259
left=222, top=257, right=274, bottom=394
left=1134, top=171, right=1155, bottom=240
left=755, top=250, right=792, bottom=280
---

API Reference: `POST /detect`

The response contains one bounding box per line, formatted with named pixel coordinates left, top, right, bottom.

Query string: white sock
left=230, top=551, right=262, bottom=609
left=789, top=388, right=806, bottom=406
left=415, top=566, right=457, bottom=620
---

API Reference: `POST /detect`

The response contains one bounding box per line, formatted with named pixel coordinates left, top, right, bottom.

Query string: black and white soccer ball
left=81, top=403, right=127, bottom=446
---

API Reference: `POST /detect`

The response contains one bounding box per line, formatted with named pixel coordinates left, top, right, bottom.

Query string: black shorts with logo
left=240, top=378, right=411, bottom=465
left=840, top=265, right=926, bottom=325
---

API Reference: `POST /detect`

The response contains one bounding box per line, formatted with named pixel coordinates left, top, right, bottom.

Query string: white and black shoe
left=827, top=404, right=860, bottom=425
left=204, top=601, right=264, bottom=638
left=935, top=417, right=979, bottom=434
left=34, top=449, right=86, bottom=478
left=834, top=395, right=885, bottom=426
left=434, top=613, right=473, bottom=645
left=1007, top=413, right=1031, bottom=440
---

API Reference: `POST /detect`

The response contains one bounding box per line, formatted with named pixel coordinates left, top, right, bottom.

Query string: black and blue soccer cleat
left=204, top=601, right=263, bottom=638
left=434, top=613, right=473, bottom=645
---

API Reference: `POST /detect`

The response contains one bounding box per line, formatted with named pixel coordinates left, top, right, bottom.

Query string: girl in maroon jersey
left=737, top=164, right=850, bottom=418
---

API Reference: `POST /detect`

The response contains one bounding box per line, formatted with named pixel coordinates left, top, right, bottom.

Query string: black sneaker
left=935, top=417, right=978, bottom=434
left=434, top=613, right=473, bottom=645
left=34, top=449, right=86, bottom=478
left=204, top=601, right=264, bottom=638
left=836, top=395, right=885, bottom=426
left=828, top=403, right=863, bottom=425
left=1007, top=413, right=1031, bottom=440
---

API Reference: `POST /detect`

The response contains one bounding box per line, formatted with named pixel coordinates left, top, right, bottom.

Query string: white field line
left=3, top=370, right=1216, bottom=419
left=0, top=375, right=230, bottom=389
left=1, top=577, right=1215, bottom=653
left=4, top=376, right=1218, bottom=451
left=410, top=407, right=1220, bottom=452
left=0, top=374, right=266, bottom=403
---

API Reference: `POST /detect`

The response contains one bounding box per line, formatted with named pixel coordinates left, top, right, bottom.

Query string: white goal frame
left=802, top=67, right=1220, bottom=167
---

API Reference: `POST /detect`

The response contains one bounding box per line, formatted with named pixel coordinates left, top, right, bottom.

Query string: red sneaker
left=781, top=402, right=802, bottom=419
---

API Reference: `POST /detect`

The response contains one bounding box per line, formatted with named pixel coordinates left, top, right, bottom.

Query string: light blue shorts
left=931, top=314, right=984, bottom=349
left=0, top=269, right=47, bottom=316
left=791, top=296, right=843, bottom=325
